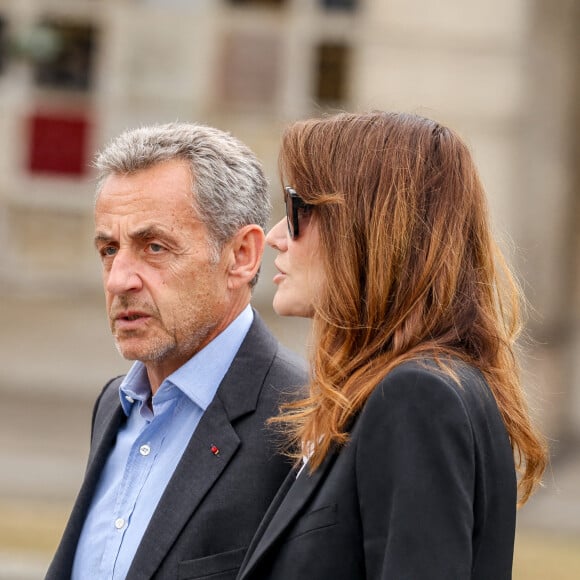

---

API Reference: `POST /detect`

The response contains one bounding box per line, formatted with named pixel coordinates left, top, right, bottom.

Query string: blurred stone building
left=0, top=0, right=578, bottom=494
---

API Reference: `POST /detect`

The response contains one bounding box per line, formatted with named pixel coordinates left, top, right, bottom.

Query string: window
left=32, top=19, right=98, bottom=91
left=315, top=41, right=350, bottom=105
left=320, top=0, right=357, bottom=10
left=227, top=0, right=286, bottom=6
left=0, top=16, right=7, bottom=73
left=27, top=112, right=91, bottom=176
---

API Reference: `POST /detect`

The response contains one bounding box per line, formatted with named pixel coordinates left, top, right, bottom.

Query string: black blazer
left=46, top=312, right=306, bottom=580
left=237, top=359, right=517, bottom=580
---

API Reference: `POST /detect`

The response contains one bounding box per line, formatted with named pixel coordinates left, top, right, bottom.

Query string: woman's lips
left=273, top=263, right=286, bottom=285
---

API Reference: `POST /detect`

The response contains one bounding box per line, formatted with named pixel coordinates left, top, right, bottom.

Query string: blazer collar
left=238, top=446, right=339, bottom=579
left=214, top=310, right=280, bottom=421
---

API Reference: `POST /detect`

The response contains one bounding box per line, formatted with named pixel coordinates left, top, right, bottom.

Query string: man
left=46, top=122, right=306, bottom=579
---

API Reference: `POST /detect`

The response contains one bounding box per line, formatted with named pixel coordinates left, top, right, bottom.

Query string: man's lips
left=113, top=311, right=152, bottom=329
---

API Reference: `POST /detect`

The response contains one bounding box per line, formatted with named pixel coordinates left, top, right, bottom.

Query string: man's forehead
left=96, top=162, right=195, bottom=205
left=95, top=190, right=197, bottom=225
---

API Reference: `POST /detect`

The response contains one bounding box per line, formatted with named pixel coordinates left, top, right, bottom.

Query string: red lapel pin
left=210, top=444, right=220, bottom=456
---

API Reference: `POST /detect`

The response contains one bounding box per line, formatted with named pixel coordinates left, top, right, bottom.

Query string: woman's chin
left=272, top=297, right=314, bottom=319
left=272, top=301, right=296, bottom=317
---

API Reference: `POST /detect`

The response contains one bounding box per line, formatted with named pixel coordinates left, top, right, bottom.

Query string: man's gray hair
left=93, top=122, right=270, bottom=271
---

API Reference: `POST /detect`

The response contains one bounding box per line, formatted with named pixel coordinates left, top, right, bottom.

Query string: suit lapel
left=127, top=395, right=241, bottom=579
left=71, top=404, right=125, bottom=523
left=127, top=312, right=280, bottom=579
left=88, top=377, right=125, bottom=465
left=239, top=449, right=338, bottom=579
left=46, top=387, right=125, bottom=579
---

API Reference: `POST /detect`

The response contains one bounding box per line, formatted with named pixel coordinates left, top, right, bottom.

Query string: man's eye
left=149, top=243, right=164, bottom=253
left=101, top=246, right=117, bottom=257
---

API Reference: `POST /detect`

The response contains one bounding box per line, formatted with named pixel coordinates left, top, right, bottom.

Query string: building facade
left=0, top=0, right=578, bottom=447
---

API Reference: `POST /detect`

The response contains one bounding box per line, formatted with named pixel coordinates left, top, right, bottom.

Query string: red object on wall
left=27, top=113, right=90, bottom=176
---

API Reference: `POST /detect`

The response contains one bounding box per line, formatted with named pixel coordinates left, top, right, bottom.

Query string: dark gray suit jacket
left=46, top=312, right=306, bottom=580
left=237, top=359, right=517, bottom=580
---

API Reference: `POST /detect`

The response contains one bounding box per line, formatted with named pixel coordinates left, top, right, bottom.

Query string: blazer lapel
left=239, top=464, right=300, bottom=569
left=239, top=449, right=338, bottom=579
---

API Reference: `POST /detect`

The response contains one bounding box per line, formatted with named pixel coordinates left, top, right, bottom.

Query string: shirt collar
left=118, top=305, right=254, bottom=416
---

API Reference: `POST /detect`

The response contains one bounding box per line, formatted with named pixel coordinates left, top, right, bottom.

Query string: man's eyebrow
left=94, top=232, right=114, bottom=247
left=131, top=225, right=172, bottom=240
left=94, top=226, right=174, bottom=247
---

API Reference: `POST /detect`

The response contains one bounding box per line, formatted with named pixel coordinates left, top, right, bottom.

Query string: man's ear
left=226, top=224, right=266, bottom=290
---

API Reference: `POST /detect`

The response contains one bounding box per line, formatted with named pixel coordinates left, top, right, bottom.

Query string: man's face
left=94, top=159, right=232, bottom=383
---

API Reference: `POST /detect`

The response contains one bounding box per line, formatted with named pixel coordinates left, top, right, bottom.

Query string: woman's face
left=265, top=199, right=323, bottom=318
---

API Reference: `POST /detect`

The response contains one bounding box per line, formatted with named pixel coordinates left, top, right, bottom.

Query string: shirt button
left=139, top=444, right=151, bottom=456
left=114, top=518, right=125, bottom=529
left=125, top=395, right=134, bottom=403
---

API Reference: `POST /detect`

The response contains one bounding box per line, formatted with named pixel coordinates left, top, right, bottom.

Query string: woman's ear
left=226, top=224, right=266, bottom=290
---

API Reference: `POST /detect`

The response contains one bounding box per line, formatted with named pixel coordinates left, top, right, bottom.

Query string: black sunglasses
left=284, top=186, right=313, bottom=240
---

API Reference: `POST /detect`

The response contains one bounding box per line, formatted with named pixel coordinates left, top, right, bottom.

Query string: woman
left=237, top=112, right=547, bottom=580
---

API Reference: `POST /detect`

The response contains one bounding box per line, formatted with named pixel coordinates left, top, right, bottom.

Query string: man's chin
left=114, top=338, right=166, bottom=362
left=115, top=343, right=140, bottom=361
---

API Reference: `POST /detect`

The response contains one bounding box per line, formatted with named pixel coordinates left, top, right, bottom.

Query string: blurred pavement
left=0, top=295, right=578, bottom=578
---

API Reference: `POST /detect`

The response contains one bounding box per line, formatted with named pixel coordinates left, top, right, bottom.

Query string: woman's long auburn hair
left=274, top=111, right=547, bottom=505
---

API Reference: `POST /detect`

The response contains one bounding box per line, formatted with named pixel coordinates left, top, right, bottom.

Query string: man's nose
left=105, top=250, right=143, bottom=295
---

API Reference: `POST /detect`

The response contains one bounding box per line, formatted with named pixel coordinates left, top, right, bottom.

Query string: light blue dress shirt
left=71, top=306, right=253, bottom=580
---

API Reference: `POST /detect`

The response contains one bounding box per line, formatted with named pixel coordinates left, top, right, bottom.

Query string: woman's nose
left=266, top=218, right=288, bottom=251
